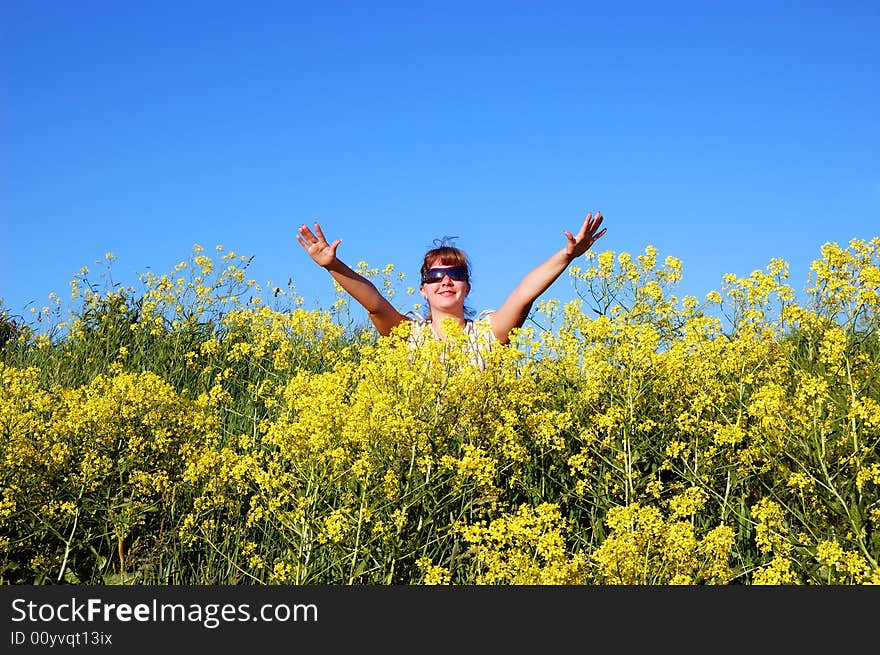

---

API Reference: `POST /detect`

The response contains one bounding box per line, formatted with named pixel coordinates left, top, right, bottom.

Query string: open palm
left=563, top=211, right=606, bottom=258
left=296, top=222, right=341, bottom=268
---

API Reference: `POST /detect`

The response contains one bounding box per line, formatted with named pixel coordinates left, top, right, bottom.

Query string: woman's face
left=420, top=260, right=470, bottom=313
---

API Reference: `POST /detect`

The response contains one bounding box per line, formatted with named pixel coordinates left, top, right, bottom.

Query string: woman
left=295, top=212, right=606, bottom=349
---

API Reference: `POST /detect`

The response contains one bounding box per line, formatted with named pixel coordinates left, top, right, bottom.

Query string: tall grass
left=1, top=239, right=878, bottom=584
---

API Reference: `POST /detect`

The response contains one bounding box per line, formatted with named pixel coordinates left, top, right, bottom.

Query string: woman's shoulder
left=403, top=311, right=427, bottom=325
left=471, top=309, right=496, bottom=328
left=469, top=309, right=497, bottom=342
left=402, top=312, right=433, bottom=342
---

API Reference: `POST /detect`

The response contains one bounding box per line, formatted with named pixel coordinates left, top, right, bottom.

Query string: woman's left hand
left=563, top=211, right=606, bottom=259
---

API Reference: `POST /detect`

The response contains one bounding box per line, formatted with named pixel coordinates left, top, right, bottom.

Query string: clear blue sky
left=2, top=1, right=877, bottom=327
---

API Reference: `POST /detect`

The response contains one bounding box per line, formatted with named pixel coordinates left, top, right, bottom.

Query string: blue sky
left=2, top=1, right=877, bottom=328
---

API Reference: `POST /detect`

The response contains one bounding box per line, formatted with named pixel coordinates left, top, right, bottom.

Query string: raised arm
left=296, top=222, right=409, bottom=336
left=490, top=212, right=606, bottom=344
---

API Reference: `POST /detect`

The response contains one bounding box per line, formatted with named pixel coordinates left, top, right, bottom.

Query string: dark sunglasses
left=421, top=266, right=469, bottom=284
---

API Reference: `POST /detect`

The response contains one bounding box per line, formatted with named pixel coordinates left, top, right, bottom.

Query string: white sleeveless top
left=406, top=309, right=497, bottom=369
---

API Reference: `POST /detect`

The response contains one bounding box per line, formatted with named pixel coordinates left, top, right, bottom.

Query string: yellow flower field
left=1, top=239, right=878, bottom=584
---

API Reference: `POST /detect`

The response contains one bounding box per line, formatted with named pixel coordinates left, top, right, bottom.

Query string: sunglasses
left=421, top=266, right=469, bottom=284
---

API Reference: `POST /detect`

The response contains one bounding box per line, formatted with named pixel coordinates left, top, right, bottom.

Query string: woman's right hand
left=296, top=222, right=341, bottom=268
